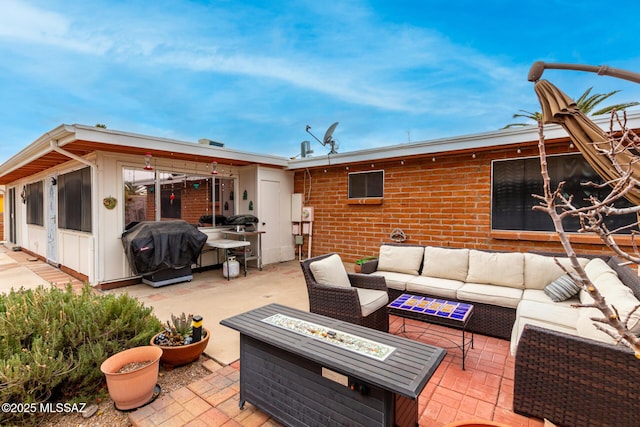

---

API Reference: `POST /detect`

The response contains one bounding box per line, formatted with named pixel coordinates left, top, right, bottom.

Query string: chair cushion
left=309, top=254, right=350, bottom=288
left=377, top=245, right=424, bottom=275
left=516, top=299, right=580, bottom=327
left=355, top=288, right=389, bottom=317
left=456, top=283, right=523, bottom=308
left=466, top=250, right=524, bottom=288
left=584, top=257, right=618, bottom=283
left=510, top=299, right=581, bottom=354
left=406, top=276, right=464, bottom=300
left=544, top=274, right=581, bottom=302
left=422, top=246, right=469, bottom=281
left=581, top=261, right=640, bottom=334
left=523, top=253, right=589, bottom=290
left=522, top=289, right=579, bottom=305
left=575, top=307, right=617, bottom=344
left=370, top=271, right=413, bottom=291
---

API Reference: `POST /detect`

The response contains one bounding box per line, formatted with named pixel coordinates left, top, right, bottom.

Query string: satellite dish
left=323, top=122, right=339, bottom=145
left=306, top=121, right=340, bottom=154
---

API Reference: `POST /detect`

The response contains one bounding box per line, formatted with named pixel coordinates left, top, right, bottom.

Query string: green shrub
left=0, top=284, right=161, bottom=425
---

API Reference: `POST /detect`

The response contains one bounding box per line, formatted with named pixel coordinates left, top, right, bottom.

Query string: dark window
left=492, top=154, right=637, bottom=233
left=26, top=181, right=43, bottom=226
left=348, top=170, right=384, bottom=199
left=58, top=167, right=92, bottom=232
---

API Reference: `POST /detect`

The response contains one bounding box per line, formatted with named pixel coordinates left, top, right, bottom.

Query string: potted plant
left=151, top=312, right=210, bottom=369
left=354, top=256, right=377, bottom=273
left=100, top=345, right=162, bottom=410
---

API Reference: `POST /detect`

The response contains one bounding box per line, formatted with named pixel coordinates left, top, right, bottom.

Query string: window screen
left=492, top=154, right=637, bottom=233
left=58, top=167, right=92, bottom=232
left=348, top=170, right=384, bottom=199
left=26, top=181, right=43, bottom=226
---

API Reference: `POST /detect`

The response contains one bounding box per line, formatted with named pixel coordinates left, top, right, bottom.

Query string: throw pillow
left=544, top=274, right=580, bottom=302
left=309, top=254, right=351, bottom=288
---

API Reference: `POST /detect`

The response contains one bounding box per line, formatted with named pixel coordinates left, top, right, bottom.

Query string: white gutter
left=49, top=139, right=98, bottom=285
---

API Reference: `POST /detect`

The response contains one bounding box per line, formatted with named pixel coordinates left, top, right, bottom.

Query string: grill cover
left=121, top=220, right=207, bottom=275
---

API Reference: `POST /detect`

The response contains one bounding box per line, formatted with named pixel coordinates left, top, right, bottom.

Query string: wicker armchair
left=300, top=253, right=389, bottom=332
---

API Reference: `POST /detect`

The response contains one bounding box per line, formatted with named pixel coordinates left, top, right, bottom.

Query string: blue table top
left=388, top=293, right=473, bottom=322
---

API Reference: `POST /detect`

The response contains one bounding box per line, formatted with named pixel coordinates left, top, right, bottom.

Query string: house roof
left=0, top=124, right=290, bottom=185
left=3, top=111, right=640, bottom=184
left=286, top=111, right=640, bottom=170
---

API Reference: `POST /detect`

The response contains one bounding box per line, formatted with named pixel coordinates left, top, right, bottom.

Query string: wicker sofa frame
left=514, top=255, right=640, bottom=427
left=359, top=242, right=517, bottom=340
left=300, top=253, right=389, bottom=333
left=361, top=243, right=640, bottom=426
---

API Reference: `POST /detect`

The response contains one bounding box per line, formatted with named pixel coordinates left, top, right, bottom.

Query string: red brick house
left=288, top=111, right=640, bottom=264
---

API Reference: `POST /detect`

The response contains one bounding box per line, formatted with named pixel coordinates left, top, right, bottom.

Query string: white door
left=46, top=176, right=58, bottom=265
left=259, top=179, right=280, bottom=265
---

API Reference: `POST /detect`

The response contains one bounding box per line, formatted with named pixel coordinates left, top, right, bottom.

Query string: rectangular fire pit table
left=220, top=303, right=445, bottom=427
left=388, top=293, right=474, bottom=369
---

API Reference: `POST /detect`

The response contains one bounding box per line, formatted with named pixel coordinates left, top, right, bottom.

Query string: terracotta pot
left=443, top=420, right=513, bottom=427
left=151, top=328, right=210, bottom=369
left=100, top=346, right=162, bottom=410
left=354, top=264, right=362, bottom=273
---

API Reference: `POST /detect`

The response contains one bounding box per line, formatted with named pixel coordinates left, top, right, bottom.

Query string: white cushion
left=377, top=245, right=424, bottom=275
left=523, top=253, right=589, bottom=290
left=510, top=300, right=581, bottom=355
left=456, top=283, right=523, bottom=308
left=355, top=288, right=389, bottom=317
left=421, top=247, right=469, bottom=281
left=466, top=250, right=525, bottom=288
left=516, top=299, right=580, bottom=327
left=406, top=276, right=464, bottom=299
left=575, top=307, right=617, bottom=345
left=579, top=260, right=640, bottom=335
left=584, top=257, right=618, bottom=283
left=522, top=289, right=579, bottom=306
left=309, top=254, right=350, bottom=288
left=370, top=271, right=413, bottom=291
left=512, top=318, right=577, bottom=356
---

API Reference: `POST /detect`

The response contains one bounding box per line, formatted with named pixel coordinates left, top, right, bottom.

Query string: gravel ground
left=36, top=355, right=213, bottom=427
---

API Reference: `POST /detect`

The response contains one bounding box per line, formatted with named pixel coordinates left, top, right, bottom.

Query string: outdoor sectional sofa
left=361, top=242, right=640, bottom=427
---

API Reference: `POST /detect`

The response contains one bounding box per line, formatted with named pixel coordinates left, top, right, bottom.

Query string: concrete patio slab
left=0, top=259, right=52, bottom=294
left=104, top=261, right=309, bottom=366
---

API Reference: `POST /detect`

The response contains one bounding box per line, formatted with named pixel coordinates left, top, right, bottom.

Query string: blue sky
left=2, top=0, right=640, bottom=165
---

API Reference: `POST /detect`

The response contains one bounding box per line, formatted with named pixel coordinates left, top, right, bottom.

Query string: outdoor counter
left=221, top=303, right=445, bottom=427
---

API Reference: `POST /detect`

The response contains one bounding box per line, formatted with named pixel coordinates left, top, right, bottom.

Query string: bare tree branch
left=535, top=118, right=640, bottom=356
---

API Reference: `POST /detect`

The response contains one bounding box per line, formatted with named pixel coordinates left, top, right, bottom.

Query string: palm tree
left=503, top=87, right=639, bottom=128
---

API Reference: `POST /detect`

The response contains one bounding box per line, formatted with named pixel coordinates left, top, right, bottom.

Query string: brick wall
left=293, top=140, right=626, bottom=263
left=139, top=179, right=216, bottom=224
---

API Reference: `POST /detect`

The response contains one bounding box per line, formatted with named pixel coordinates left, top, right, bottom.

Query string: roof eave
left=286, top=111, right=640, bottom=169
left=67, top=124, right=289, bottom=167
